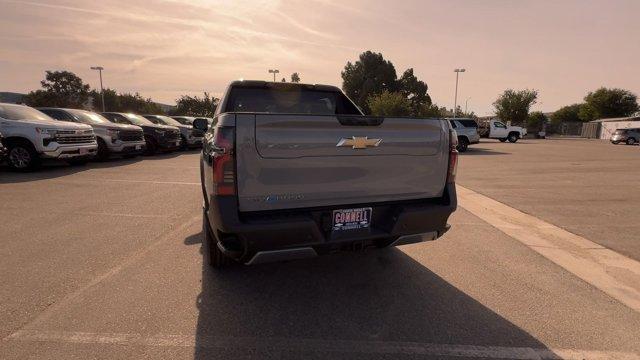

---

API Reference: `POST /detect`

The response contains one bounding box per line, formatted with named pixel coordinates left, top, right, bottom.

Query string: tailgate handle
left=337, top=115, right=384, bottom=127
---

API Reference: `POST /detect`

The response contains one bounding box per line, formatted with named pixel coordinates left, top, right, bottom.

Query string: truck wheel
left=145, top=137, right=158, bottom=155
left=626, top=138, right=637, bottom=145
left=499, top=138, right=507, bottom=142
left=7, top=141, right=40, bottom=171
left=96, top=138, right=110, bottom=161
left=203, top=210, right=232, bottom=269
left=507, top=133, right=519, bottom=143
left=457, top=137, right=469, bottom=152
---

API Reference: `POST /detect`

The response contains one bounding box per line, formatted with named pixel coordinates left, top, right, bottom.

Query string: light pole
left=268, top=69, right=279, bottom=82
left=465, top=97, right=471, bottom=115
left=90, top=66, right=105, bottom=112
left=453, top=68, right=465, bottom=118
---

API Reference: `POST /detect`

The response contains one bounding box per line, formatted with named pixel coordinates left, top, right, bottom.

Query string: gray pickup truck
left=196, top=81, right=457, bottom=268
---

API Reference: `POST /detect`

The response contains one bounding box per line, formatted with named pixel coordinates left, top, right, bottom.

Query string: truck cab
left=0, top=103, right=97, bottom=170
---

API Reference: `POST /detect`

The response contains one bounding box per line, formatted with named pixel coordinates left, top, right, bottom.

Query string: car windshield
left=123, top=113, right=154, bottom=126
left=173, top=117, right=194, bottom=125
left=67, top=110, right=111, bottom=125
left=150, top=115, right=182, bottom=127
left=0, top=104, right=53, bottom=121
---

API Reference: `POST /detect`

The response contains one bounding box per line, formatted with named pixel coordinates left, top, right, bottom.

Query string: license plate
left=135, top=145, right=142, bottom=150
left=332, top=207, right=372, bottom=231
left=79, top=148, right=88, bottom=155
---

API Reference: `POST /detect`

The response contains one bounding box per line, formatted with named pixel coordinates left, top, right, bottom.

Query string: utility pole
left=465, top=97, right=471, bottom=115
left=453, top=68, right=466, bottom=118
left=268, top=69, right=279, bottom=82
left=90, top=66, right=105, bottom=112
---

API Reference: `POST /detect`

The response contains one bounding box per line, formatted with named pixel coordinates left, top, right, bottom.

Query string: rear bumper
left=206, top=184, right=457, bottom=264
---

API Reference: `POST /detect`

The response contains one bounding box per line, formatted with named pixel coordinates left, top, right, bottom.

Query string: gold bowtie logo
left=336, top=136, right=382, bottom=149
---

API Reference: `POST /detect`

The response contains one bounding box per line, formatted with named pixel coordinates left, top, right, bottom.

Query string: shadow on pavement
left=462, top=147, right=510, bottom=156
left=189, top=232, right=551, bottom=359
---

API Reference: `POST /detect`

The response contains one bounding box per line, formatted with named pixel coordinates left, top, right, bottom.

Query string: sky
left=0, top=0, right=639, bottom=115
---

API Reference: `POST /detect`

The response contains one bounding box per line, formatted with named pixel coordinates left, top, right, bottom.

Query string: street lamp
left=90, top=66, right=105, bottom=112
left=453, top=68, right=466, bottom=118
left=465, top=97, right=471, bottom=115
left=268, top=69, right=279, bottom=82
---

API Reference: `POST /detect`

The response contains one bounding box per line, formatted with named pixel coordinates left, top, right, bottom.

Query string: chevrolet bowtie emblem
left=336, top=136, right=382, bottom=149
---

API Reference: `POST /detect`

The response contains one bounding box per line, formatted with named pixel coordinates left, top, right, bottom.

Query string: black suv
left=102, top=112, right=181, bottom=154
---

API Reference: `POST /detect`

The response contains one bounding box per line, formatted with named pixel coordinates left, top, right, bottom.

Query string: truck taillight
left=212, top=127, right=236, bottom=195
left=447, top=129, right=458, bottom=184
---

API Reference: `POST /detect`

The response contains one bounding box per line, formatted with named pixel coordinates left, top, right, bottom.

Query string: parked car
left=610, top=128, right=639, bottom=145
left=197, top=80, right=457, bottom=268
left=0, top=131, right=7, bottom=164
left=0, top=103, right=97, bottom=170
left=447, top=118, right=480, bottom=152
left=478, top=119, right=527, bottom=142
left=101, top=112, right=181, bottom=154
left=38, top=108, right=146, bottom=160
left=143, top=114, right=204, bottom=149
left=170, top=116, right=196, bottom=126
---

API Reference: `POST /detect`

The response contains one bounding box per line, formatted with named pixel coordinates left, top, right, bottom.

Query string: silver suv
left=38, top=108, right=146, bottom=160
left=610, top=128, right=639, bottom=145
left=448, top=118, right=480, bottom=152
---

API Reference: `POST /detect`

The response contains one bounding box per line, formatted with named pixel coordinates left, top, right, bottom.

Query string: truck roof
left=228, top=80, right=342, bottom=93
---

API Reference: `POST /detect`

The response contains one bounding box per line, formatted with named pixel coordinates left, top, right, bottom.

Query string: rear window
left=457, top=119, right=478, bottom=128
left=224, top=87, right=361, bottom=115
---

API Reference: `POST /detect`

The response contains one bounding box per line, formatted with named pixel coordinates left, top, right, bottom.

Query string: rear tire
left=7, top=140, right=40, bottom=171
left=457, top=137, right=469, bottom=152
left=626, top=138, right=637, bottom=145
left=203, top=210, right=232, bottom=269
left=499, top=138, right=507, bottom=142
left=507, top=133, right=519, bottom=143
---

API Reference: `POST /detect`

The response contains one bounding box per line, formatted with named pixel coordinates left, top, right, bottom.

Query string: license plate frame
left=332, top=207, right=372, bottom=232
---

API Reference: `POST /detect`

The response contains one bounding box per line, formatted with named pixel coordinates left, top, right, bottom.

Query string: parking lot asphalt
left=1, top=141, right=640, bottom=359
left=458, top=138, right=640, bottom=261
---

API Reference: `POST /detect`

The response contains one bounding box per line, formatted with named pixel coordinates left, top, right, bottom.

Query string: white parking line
left=5, top=330, right=638, bottom=359
left=457, top=185, right=640, bottom=313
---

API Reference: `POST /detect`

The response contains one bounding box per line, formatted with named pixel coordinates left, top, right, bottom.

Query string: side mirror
left=193, top=118, right=208, bottom=132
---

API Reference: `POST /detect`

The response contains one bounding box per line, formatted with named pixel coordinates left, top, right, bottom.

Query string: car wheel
left=145, top=137, right=158, bottom=155
left=203, top=209, right=232, bottom=269
left=508, top=133, right=519, bottom=143
left=180, top=135, right=188, bottom=151
left=457, top=137, right=469, bottom=152
left=626, top=138, right=637, bottom=145
left=499, top=138, right=507, bottom=142
left=96, top=138, right=110, bottom=161
left=7, top=142, right=39, bottom=171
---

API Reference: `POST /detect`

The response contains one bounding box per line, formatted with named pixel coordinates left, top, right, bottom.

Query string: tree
left=367, top=91, right=411, bottom=117
left=398, top=68, right=431, bottom=115
left=290, top=72, right=301, bottom=83
left=493, top=89, right=538, bottom=125
left=341, top=51, right=398, bottom=113
left=527, top=111, right=547, bottom=132
left=170, top=92, right=219, bottom=117
left=550, top=103, right=582, bottom=126
left=89, top=88, right=161, bottom=114
left=24, top=70, right=90, bottom=108
left=578, top=87, right=638, bottom=121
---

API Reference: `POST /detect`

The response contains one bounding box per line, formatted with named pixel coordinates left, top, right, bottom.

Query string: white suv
left=0, top=103, right=98, bottom=170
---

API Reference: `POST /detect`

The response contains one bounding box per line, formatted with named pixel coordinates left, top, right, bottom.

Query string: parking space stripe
left=5, top=330, right=639, bottom=359
left=457, top=185, right=640, bottom=313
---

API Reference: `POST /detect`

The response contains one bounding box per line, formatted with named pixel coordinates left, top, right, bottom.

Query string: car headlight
left=35, top=128, right=57, bottom=137
left=106, top=128, right=119, bottom=139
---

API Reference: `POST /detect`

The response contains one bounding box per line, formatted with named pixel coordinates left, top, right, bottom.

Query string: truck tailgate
left=235, top=114, right=449, bottom=212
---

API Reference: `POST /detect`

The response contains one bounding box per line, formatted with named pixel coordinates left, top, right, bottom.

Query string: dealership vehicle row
left=0, top=102, right=210, bottom=170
